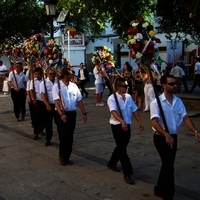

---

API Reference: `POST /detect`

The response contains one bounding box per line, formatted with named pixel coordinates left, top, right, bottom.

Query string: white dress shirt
left=8, top=70, right=27, bottom=89
left=40, top=77, right=58, bottom=104
left=30, top=78, right=43, bottom=101
left=52, top=81, right=82, bottom=111
left=150, top=93, right=187, bottom=134
left=107, top=93, right=138, bottom=125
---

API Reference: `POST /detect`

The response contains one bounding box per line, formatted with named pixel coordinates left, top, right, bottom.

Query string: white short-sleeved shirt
left=107, top=93, right=138, bottom=125
left=150, top=93, right=187, bottom=134
left=40, top=77, right=57, bottom=104
left=170, top=66, right=182, bottom=78
left=93, top=67, right=103, bottom=84
left=52, top=81, right=82, bottom=111
left=0, top=65, right=7, bottom=75
left=30, top=78, right=43, bottom=101
left=8, top=70, right=27, bottom=89
left=194, top=62, right=200, bottom=74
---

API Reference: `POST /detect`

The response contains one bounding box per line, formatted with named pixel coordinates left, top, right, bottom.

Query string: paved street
left=0, top=82, right=200, bottom=200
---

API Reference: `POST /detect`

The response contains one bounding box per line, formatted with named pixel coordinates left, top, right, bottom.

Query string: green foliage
left=157, top=0, right=200, bottom=45
left=0, top=0, right=46, bottom=43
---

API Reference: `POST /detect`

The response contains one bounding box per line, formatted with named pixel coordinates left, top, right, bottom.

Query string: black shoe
left=33, top=134, right=38, bottom=140
left=124, top=175, right=134, bottom=184
left=85, top=93, right=89, bottom=98
left=59, top=157, right=67, bottom=166
left=66, top=160, right=73, bottom=165
left=45, top=140, right=51, bottom=146
left=40, top=131, right=46, bottom=136
left=154, top=186, right=163, bottom=198
left=107, top=162, right=120, bottom=172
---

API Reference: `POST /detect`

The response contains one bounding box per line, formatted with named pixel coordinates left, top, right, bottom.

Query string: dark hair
left=124, top=61, right=132, bottom=72
left=34, top=67, right=43, bottom=74
left=160, top=74, right=175, bottom=85
left=60, top=67, right=72, bottom=79
left=114, top=77, right=126, bottom=89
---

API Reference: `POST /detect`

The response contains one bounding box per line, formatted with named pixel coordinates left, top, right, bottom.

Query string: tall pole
left=50, top=17, right=54, bottom=39
left=67, top=30, right=70, bottom=61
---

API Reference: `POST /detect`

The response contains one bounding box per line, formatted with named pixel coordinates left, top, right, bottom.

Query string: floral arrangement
left=23, top=33, right=44, bottom=58
left=91, top=46, right=115, bottom=70
left=125, top=17, right=161, bottom=60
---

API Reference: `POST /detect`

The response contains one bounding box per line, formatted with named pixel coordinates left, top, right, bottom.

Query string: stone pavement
left=0, top=83, right=200, bottom=200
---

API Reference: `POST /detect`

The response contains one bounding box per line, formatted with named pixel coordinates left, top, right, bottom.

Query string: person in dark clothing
left=78, top=63, right=90, bottom=98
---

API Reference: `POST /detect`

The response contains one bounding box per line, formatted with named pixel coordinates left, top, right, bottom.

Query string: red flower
left=127, top=27, right=138, bottom=35
left=137, top=17, right=144, bottom=22
left=154, top=38, right=161, bottom=43
left=134, top=43, right=140, bottom=49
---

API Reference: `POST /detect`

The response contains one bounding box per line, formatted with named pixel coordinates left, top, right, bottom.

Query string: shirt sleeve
left=107, top=95, right=118, bottom=112
left=40, top=81, right=45, bottom=94
left=52, top=84, right=59, bottom=101
left=150, top=99, right=160, bottom=120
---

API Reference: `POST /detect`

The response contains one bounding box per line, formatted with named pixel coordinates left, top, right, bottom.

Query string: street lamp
left=44, top=0, right=58, bottom=39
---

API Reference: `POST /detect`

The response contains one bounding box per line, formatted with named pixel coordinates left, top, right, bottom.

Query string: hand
left=195, top=131, right=200, bottom=142
left=138, top=122, right=144, bottom=131
left=61, top=114, right=67, bottom=123
left=46, top=105, right=52, bottom=112
left=121, top=121, right=128, bottom=131
left=32, top=99, right=37, bottom=106
left=82, top=115, right=87, bottom=123
left=165, top=134, right=174, bottom=149
left=15, top=87, right=20, bottom=92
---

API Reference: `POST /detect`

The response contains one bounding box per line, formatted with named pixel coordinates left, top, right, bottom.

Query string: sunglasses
left=120, top=85, right=128, bottom=88
left=49, top=73, right=55, bottom=75
left=166, top=82, right=177, bottom=86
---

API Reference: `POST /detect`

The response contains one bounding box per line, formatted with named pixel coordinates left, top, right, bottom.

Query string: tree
left=0, top=0, right=47, bottom=44
left=156, top=0, right=200, bottom=45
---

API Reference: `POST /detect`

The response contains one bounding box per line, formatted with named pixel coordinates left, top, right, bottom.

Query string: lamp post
left=44, top=0, right=58, bottom=39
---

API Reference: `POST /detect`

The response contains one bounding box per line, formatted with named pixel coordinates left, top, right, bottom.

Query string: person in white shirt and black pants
left=150, top=74, right=200, bottom=200
left=8, top=62, right=27, bottom=122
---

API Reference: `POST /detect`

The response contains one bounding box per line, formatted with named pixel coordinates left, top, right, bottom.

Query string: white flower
left=142, top=22, right=149, bottom=28
left=130, top=20, right=139, bottom=27
left=136, top=33, right=143, bottom=40
left=136, top=53, right=143, bottom=59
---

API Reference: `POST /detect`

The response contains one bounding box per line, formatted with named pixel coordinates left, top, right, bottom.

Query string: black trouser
left=181, top=75, right=188, bottom=92
left=154, top=134, right=177, bottom=200
left=32, top=100, right=46, bottom=135
left=109, top=124, right=133, bottom=176
left=104, top=77, right=112, bottom=95
left=10, top=88, right=26, bottom=118
left=79, top=79, right=88, bottom=96
left=190, top=74, right=200, bottom=92
left=45, top=104, right=61, bottom=141
left=56, top=111, right=76, bottom=160
left=28, top=101, right=34, bottom=126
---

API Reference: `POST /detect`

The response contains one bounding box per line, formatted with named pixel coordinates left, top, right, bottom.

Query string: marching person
left=0, top=60, right=8, bottom=92
left=107, top=77, right=144, bottom=184
left=52, top=67, right=87, bottom=166
left=40, top=68, right=61, bottom=146
left=30, top=67, right=46, bottom=139
left=78, top=62, right=89, bottom=98
left=189, top=56, right=200, bottom=93
left=150, top=74, right=200, bottom=200
left=8, top=61, right=27, bottom=122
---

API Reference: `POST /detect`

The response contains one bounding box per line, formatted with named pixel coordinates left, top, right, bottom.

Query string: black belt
left=65, top=111, right=76, bottom=113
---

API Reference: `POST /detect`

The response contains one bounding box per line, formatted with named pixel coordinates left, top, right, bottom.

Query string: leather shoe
left=124, top=175, right=134, bottom=184
left=66, top=160, right=73, bottom=165
left=154, top=186, right=163, bottom=198
left=40, top=131, right=46, bottom=136
left=45, top=140, right=51, bottom=146
left=85, top=93, right=89, bottom=98
left=21, top=115, right=25, bottom=121
left=16, top=118, right=20, bottom=122
left=59, top=157, right=67, bottom=166
left=33, top=134, right=38, bottom=140
left=107, top=162, right=120, bottom=172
